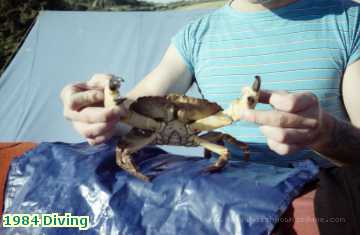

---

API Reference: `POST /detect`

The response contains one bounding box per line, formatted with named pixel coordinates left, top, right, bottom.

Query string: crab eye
left=247, top=96, right=255, bottom=106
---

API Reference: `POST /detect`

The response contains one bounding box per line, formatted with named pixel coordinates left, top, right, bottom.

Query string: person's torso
left=191, top=0, right=357, bottom=143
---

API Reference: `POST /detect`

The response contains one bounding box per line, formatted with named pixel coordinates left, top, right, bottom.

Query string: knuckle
left=93, top=133, right=111, bottom=145
left=68, top=99, right=77, bottom=110
left=83, top=131, right=93, bottom=138
left=286, top=95, right=297, bottom=111
left=277, top=130, right=288, bottom=143
left=88, top=91, right=99, bottom=101
left=104, top=109, right=118, bottom=122
left=82, top=115, right=92, bottom=123
left=103, top=111, right=113, bottom=122
left=82, top=127, right=97, bottom=138
left=60, top=85, right=73, bottom=101
left=63, top=110, right=71, bottom=120
left=91, top=74, right=101, bottom=80
left=60, top=88, right=66, bottom=100
left=310, top=118, right=320, bottom=129
left=95, top=136, right=106, bottom=144
left=278, top=115, right=288, bottom=126
left=306, top=92, right=318, bottom=103
left=92, top=73, right=112, bottom=81
left=103, top=74, right=114, bottom=80
left=95, top=123, right=109, bottom=134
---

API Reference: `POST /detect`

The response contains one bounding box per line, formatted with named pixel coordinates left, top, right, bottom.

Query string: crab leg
left=191, top=135, right=230, bottom=173
left=122, top=112, right=163, bottom=132
left=188, top=76, right=261, bottom=132
left=188, top=112, right=233, bottom=132
left=104, top=77, right=163, bottom=132
left=200, top=132, right=250, bottom=161
left=116, top=128, right=157, bottom=181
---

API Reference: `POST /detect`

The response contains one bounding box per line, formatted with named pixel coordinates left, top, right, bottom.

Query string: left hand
left=241, top=90, right=327, bottom=155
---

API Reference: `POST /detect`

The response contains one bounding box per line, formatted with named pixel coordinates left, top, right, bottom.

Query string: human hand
left=60, top=74, right=128, bottom=145
left=241, top=90, right=332, bottom=155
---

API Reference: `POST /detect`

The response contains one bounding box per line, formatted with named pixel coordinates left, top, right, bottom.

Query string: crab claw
left=109, top=76, right=125, bottom=91
left=252, top=75, right=261, bottom=92
left=115, top=97, right=127, bottom=105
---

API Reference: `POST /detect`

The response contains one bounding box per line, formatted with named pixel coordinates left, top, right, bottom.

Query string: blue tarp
left=2, top=140, right=318, bottom=235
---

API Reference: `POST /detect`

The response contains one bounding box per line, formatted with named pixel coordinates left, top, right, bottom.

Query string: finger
left=73, top=120, right=118, bottom=139
left=86, top=74, right=114, bottom=89
left=258, top=89, right=288, bottom=104
left=60, top=82, right=88, bottom=101
left=64, top=106, right=127, bottom=123
left=243, top=109, right=319, bottom=129
left=72, top=83, right=92, bottom=91
left=260, top=126, right=318, bottom=145
left=87, top=131, right=114, bottom=145
left=269, top=92, right=318, bottom=113
left=67, top=90, right=104, bottom=111
left=267, top=139, right=302, bottom=155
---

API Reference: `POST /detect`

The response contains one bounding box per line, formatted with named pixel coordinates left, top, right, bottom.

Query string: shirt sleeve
left=171, top=22, right=196, bottom=74
left=346, top=1, right=360, bottom=66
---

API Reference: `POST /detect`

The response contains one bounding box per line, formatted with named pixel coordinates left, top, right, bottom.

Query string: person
left=60, top=0, right=360, bottom=167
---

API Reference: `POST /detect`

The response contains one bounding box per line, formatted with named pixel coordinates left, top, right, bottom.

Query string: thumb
left=86, top=74, right=114, bottom=89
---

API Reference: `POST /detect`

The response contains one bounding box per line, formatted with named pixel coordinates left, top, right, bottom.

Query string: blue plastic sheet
left=2, top=140, right=318, bottom=235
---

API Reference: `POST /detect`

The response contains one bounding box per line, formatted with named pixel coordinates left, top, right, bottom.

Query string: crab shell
left=125, top=94, right=223, bottom=146
left=130, top=94, right=223, bottom=124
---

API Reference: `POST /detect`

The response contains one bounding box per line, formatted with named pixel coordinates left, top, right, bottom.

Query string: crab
left=104, top=76, right=261, bottom=181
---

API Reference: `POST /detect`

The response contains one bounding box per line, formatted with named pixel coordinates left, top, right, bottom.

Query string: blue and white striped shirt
left=172, top=0, right=360, bottom=145
left=171, top=0, right=360, bottom=166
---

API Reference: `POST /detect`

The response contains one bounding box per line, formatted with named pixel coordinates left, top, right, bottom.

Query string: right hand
left=60, top=74, right=128, bottom=145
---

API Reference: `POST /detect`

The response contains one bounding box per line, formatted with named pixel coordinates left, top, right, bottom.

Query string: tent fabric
left=0, top=10, right=211, bottom=156
left=2, top=140, right=319, bottom=235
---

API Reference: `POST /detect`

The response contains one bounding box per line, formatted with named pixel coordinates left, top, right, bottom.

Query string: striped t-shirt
left=172, top=0, right=360, bottom=146
left=172, top=0, right=360, bottom=165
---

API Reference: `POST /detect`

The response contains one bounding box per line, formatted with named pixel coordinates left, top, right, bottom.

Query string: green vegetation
left=1, top=0, right=70, bottom=74
left=176, top=1, right=225, bottom=10
left=0, top=0, right=224, bottom=74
